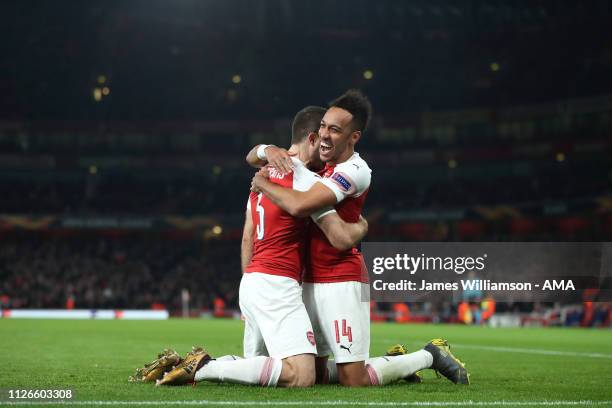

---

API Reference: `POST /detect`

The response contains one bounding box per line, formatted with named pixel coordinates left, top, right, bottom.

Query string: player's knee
left=292, top=368, right=315, bottom=387
left=281, top=358, right=315, bottom=387
left=337, top=363, right=371, bottom=387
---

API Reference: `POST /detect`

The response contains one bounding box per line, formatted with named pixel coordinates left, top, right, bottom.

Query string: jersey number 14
left=334, top=319, right=353, bottom=343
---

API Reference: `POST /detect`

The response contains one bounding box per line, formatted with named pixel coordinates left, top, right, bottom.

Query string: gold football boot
left=129, top=349, right=182, bottom=383
left=156, top=346, right=212, bottom=386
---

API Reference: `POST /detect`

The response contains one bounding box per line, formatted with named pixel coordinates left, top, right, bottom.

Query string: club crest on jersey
left=331, top=172, right=354, bottom=193
left=306, top=331, right=316, bottom=346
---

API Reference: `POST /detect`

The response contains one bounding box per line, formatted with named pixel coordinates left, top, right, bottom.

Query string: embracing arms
left=246, top=144, right=294, bottom=175
left=251, top=171, right=337, bottom=218
left=315, top=213, right=368, bottom=251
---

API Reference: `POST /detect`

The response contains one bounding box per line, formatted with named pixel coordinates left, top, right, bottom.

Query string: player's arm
left=252, top=173, right=337, bottom=218
left=245, top=144, right=294, bottom=174
left=240, top=207, right=254, bottom=273
left=245, top=144, right=269, bottom=168
left=315, top=213, right=368, bottom=251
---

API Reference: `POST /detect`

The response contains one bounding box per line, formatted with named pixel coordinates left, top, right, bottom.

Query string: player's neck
left=292, top=143, right=324, bottom=171
left=289, top=143, right=310, bottom=165
left=287, top=144, right=300, bottom=160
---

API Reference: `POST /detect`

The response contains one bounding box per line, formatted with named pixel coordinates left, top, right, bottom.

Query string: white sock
left=216, top=355, right=244, bottom=362
left=366, top=350, right=433, bottom=385
left=194, top=356, right=282, bottom=387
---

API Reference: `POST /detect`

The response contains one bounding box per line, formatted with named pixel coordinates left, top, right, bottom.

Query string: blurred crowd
left=1, top=1, right=610, bottom=324
left=1, top=169, right=609, bottom=217
left=0, top=235, right=240, bottom=311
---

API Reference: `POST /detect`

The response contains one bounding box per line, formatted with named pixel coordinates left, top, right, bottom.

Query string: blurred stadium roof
left=1, top=0, right=611, bottom=121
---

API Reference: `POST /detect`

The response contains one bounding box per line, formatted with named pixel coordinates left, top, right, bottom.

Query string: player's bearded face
left=319, top=107, right=354, bottom=163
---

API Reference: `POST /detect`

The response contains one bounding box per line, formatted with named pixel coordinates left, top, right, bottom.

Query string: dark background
left=1, top=1, right=611, bottom=316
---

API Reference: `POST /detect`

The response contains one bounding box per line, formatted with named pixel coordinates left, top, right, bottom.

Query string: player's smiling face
left=319, top=107, right=359, bottom=164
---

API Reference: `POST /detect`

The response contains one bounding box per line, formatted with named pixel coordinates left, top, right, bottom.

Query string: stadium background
left=1, top=0, right=612, bottom=325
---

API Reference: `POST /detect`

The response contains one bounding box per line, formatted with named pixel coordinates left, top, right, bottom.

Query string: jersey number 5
left=255, top=193, right=265, bottom=240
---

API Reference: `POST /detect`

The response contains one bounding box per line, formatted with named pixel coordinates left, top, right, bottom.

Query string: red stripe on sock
left=266, top=358, right=275, bottom=386
left=259, top=357, right=273, bottom=386
left=366, top=364, right=379, bottom=386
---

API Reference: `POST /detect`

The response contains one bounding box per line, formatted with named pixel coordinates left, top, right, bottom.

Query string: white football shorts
left=240, top=272, right=317, bottom=360
left=302, top=281, right=370, bottom=363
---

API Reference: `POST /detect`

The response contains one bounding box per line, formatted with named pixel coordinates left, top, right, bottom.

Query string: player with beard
left=148, top=106, right=369, bottom=388
left=250, top=90, right=469, bottom=386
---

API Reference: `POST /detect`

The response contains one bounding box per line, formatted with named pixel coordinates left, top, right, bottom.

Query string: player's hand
left=250, top=170, right=268, bottom=193
left=250, top=177, right=261, bottom=193
left=257, top=166, right=270, bottom=179
left=265, top=146, right=295, bottom=175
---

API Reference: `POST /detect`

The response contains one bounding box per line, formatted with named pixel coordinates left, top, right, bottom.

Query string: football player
left=152, top=106, right=369, bottom=387
left=250, top=90, right=469, bottom=386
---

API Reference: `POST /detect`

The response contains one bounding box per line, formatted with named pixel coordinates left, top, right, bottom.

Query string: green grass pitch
left=1, top=319, right=611, bottom=407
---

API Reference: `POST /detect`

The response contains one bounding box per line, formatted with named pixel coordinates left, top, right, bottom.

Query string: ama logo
left=542, top=280, right=575, bottom=290
left=306, top=331, right=316, bottom=346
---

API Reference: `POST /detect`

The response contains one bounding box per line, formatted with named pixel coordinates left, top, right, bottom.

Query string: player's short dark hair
left=291, top=106, right=327, bottom=144
left=328, top=89, right=373, bottom=133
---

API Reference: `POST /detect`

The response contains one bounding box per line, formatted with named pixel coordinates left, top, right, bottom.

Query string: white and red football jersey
left=245, top=158, right=325, bottom=282
left=304, top=152, right=372, bottom=284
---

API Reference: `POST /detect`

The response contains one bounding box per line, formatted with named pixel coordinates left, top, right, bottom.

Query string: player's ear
left=350, top=130, right=361, bottom=145
left=308, top=132, right=318, bottom=146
